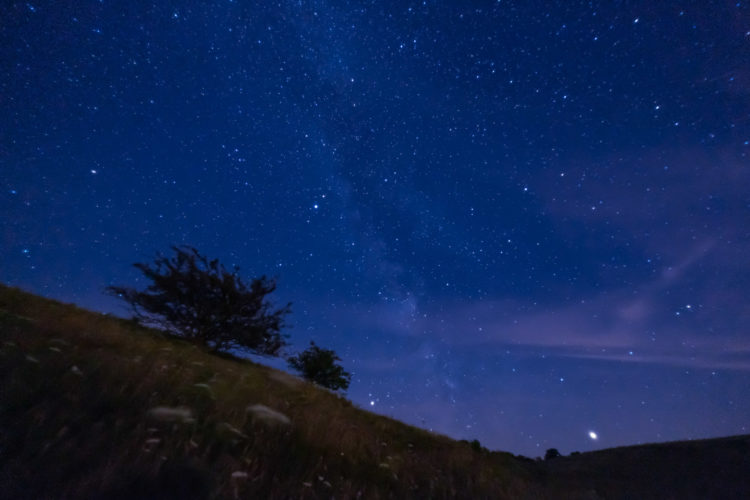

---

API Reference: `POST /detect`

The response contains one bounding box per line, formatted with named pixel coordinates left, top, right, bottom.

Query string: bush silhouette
left=107, top=246, right=290, bottom=355
left=470, top=439, right=484, bottom=453
left=545, top=448, right=561, bottom=460
left=288, top=341, right=351, bottom=392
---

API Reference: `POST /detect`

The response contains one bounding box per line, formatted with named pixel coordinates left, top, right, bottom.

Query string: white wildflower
left=246, top=404, right=291, bottom=426
left=147, top=406, right=193, bottom=423
left=193, top=383, right=215, bottom=398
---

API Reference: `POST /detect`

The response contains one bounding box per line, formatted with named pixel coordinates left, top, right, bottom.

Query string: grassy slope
left=2, top=284, right=749, bottom=499
left=0, top=285, right=537, bottom=499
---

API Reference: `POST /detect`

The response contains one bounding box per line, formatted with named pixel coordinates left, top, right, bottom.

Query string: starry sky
left=2, top=1, right=750, bottom=457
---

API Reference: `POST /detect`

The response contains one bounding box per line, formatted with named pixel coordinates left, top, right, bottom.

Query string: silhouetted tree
left=288, top=342, right=351, bottom=392
left=470, top=439, right=484, bottom=453
left=545, top=448, right=561, bottom=460
left=107, top=246, right=290, bottom=355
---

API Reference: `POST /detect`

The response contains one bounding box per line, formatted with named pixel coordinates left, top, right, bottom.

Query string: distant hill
left=540, top=434, right=750, bottom=499
left=1, top=284, right=748, bottom=498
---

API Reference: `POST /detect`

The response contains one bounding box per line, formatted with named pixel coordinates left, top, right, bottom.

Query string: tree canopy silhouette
left=107, top=246, right=290, bottom=355
left=288, top=342, right=351, bottom=392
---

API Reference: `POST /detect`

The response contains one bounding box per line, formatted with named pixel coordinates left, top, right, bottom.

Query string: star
left=3, top=0, right=748, bottom=459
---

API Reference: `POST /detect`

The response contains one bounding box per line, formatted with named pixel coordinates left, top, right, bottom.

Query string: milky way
left=2, top=1, right=749, bottom=456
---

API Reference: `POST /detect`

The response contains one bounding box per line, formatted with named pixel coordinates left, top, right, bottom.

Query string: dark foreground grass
left=0, top=285, right=538, bottom=498
left=2, top=284, right=749, bottom=499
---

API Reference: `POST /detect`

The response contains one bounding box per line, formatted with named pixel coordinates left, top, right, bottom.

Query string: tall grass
left=0, top=285, right=536, bottom=498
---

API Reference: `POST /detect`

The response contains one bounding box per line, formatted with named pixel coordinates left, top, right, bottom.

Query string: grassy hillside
left=0, top=285, right=537, bottom=498
left=2, top=284, right=748, bottom=499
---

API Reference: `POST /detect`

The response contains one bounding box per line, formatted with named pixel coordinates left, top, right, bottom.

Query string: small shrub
left=287, top=342, right=351, bottom=392
left=471, top=439, right=483, bottom=453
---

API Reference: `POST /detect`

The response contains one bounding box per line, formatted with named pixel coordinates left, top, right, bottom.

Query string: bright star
left=589, top=431, right=598, bottom=440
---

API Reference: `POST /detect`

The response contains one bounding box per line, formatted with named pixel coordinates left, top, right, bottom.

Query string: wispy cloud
left=321, top=238, right=750, bottom=372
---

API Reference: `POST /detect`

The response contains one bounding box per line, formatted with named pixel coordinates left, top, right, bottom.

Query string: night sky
left=3, top=1, right=750, bottom=457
